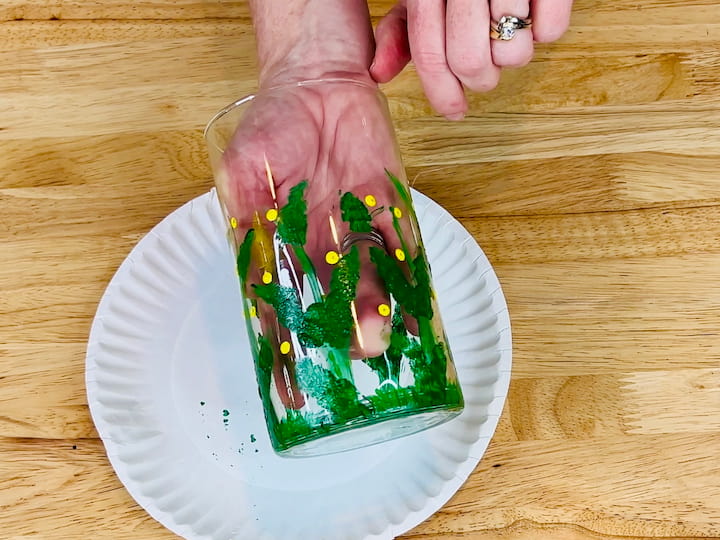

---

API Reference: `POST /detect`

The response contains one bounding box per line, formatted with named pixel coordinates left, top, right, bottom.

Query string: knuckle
left=412, top=50, right=450, bottom=74
left=447, top=51, right=493, bottom=80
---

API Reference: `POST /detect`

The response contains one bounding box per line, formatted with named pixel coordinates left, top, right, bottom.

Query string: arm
left=249, top=0, right=376, bottom=88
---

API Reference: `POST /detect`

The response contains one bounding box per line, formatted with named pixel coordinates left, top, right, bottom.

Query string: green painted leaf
left=367, top=385, right=416, bottom=413
left=277, top=180, right=308, bottom=245
left=369, top=246, right=433, bottom=319
left=253, top=247, right=360, bottom=351
left=255, top=334, right=280, bottom=449
left=252, top=283, right=305, bottom=334
left=296, top=246, right=360, bottom=349
left=410, top=317, right=449, bottom=404
left=322, top=245, right=360, bottom=347
left=296, top=358, right=368, bottom=421
left=273, top=409, right=314, bottom=445
left=297, top=303, right=327, bottom=348
left=385, top=304, right=411, bottom=381
left=257, top=334, right=274, bottom=381
left=412, top=252, right=431, bottom=288
left=236, top=228, right=255, bottom=285
left=385, top=169, right=412, bottom=209
left=328, top=244, right=360, bottom=303
left=340, top=192, right=373, bottom=233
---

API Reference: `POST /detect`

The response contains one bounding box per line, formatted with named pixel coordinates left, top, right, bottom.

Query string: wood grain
left=1, top=0, right=719, bottom=538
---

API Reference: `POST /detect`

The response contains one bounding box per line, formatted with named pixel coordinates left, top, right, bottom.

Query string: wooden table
left=2, top=1, right=719, bottom=538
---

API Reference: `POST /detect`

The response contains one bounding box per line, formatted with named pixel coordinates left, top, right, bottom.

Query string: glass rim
left=203, top=77, right=381, bottom=151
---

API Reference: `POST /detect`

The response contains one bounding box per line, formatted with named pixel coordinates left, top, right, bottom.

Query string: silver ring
left=341, top=228, right=386, bottom=253
left=490, top=15, right=532, bottom=41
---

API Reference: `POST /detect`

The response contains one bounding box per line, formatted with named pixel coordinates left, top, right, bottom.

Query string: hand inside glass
left=206, top=79, right=463, bottom=457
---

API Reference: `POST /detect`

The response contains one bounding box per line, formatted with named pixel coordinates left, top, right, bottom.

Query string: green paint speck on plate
left=200, top=401, right=205, bottom=406
left=222, top=409, right=230, bottom=417
left=250, top=434, right=256, bottom=443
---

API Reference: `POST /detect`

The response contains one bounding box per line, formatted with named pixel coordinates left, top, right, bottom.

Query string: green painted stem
left=327, top=347, right=354, bottom=383
left=294, top=245, right=323, bottom=303
left=391, top=212, right=416, bottom=278
left=417, top=317, right=435, bottom=350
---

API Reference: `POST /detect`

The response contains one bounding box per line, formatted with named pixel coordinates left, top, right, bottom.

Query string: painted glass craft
left=205, top=79, right=463, bottom=456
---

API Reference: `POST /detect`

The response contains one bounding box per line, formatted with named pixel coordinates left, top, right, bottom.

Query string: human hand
left=213, top=80, right=418, bottom=407
left=370, top=0, right=574, bottom=119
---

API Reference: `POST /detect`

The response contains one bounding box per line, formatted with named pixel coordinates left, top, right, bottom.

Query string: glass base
left=276, top=404, right=463, bottom=458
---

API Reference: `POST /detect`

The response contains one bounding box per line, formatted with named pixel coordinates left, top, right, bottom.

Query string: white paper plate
left=86, top=189, right=511, bottom=540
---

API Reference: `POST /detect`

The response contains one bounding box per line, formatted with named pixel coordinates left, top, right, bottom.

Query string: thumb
left=370, top=2, right=411, bottom=84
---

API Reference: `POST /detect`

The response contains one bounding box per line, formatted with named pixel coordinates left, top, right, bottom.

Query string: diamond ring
left=490, top=15, right=532, bottom=41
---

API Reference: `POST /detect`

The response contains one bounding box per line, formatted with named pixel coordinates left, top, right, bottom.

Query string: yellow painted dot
left=393, top=207, right=403, bottom=219
left=262, top=271, right=272, bottom=284
left=378, top=303, right=391, bottom=317
left=249, top=305, right=257, bottom=318
left=395, top=248, right=406, bottom=262
left=364, top=195, right=377, bottom=207
left=325, top=250, right=340, bottom=265
left=230, top=217, right=238, bottom=229
left=265, top=208, right=278, bottom=222
left=280, top=341, right=291, bottom=355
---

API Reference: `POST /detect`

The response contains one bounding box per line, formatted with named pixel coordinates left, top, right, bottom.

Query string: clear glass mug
left=204, top=78, right=463, bottom=457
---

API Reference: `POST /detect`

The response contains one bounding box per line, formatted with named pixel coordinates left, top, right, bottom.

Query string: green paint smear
left=250, top=434, right=256, bottom=443
left=270, top=380, right=463, bottom=450
left=340, top=192, right=372, bottom=233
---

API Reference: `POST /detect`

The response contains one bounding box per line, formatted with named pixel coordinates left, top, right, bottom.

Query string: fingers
left=370, top=2, right=411, bottom=84
left=349, top=240, right=392, bottom=358
left=490, top=0, right=534, bottom=67
left=393, top=0, right=572, bottom=117
left=446, top=0, right=500, bottom=93
left=406, top=0, right=467, bottom=120
left=532, top=0, right=573, bottom=42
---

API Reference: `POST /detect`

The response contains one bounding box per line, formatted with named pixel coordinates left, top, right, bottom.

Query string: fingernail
left=445, top=112, right=465, bottom=121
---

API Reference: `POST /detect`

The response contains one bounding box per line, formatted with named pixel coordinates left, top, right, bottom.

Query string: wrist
left=250, top=0, right=375, bottom=88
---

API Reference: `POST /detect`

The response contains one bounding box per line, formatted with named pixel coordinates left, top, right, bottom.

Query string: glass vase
left=204, top=78, right=463, bottom=457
